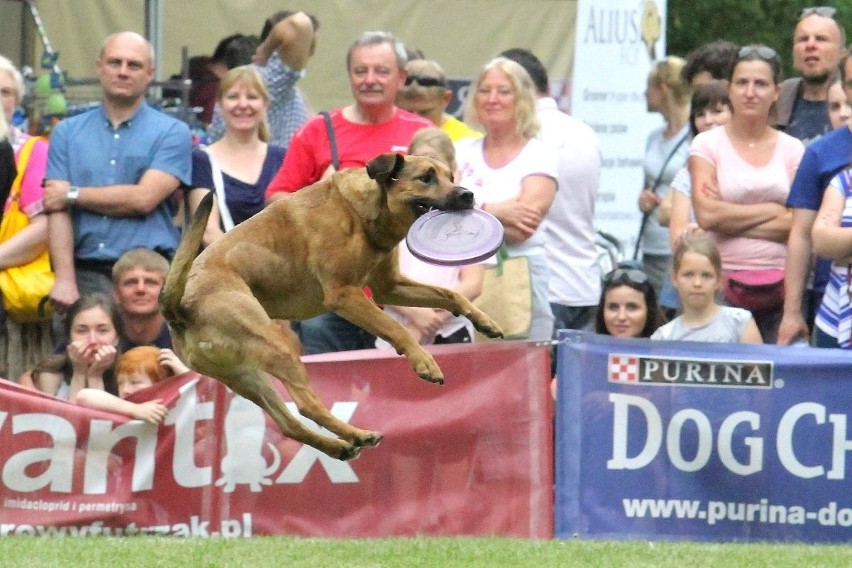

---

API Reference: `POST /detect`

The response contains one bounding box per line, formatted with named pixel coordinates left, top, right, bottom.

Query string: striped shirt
left=815, top=168, right=852, bottom=347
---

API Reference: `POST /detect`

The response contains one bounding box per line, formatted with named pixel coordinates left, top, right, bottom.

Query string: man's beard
left=801, top=71, right=831, bottom=87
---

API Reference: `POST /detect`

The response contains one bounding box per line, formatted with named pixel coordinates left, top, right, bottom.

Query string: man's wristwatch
left=66, top=185, right=80, bottom=205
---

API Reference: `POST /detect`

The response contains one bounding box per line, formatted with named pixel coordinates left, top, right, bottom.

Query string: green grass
left=3, top=536, right=851, bottom=568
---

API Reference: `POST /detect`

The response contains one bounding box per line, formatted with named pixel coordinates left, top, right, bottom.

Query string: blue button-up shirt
left=45, top=103, right=192, bottom=261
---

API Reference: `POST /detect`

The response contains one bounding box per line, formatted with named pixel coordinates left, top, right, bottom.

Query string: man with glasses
left=779, top=16, right=852, bottom=346
left=265, top=31, right=431, bottom=355
left=396, top=59, right=481, bottom=142
left=776, top=6, right=846, bottom=144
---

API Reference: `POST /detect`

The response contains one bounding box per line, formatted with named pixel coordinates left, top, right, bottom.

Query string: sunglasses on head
left=799, top=6, right=836, bottom=19
left=405, top=75, right=446, bottom=88
left=737, top=45, right=778, bottom=61
left=605, top=268, right=649, bottom=286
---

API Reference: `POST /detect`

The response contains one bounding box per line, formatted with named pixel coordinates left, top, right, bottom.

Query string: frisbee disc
left=406, top=209, right=504, bottom=266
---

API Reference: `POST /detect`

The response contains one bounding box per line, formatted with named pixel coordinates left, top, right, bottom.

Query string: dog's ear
left=366, top=153, right=405, bottom=187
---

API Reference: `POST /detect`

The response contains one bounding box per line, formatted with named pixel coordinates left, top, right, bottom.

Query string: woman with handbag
left=187, top=66, right=286, bottom=246
left=636, top=56, right=691, bottom=315
left=456, top=57, right=558, bottom=341
left=0, top=55, right=54, bottom=380
left=689, top=45, right=804, bottom=343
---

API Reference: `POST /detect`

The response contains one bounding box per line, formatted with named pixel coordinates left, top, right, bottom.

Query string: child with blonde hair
left=376, top=127, right=486, bottom=345
left=75, top=346, right=189, bottom=424
left=651, top=233, right=762, bottom=343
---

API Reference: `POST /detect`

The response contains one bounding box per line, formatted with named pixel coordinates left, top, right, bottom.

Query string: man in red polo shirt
left=266, top=30, right=432, bottom=354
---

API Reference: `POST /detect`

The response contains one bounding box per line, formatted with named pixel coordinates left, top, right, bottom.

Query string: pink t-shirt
left=690, top=127, right=803, bottom=271
left=10, top=129, right=48, bottom=218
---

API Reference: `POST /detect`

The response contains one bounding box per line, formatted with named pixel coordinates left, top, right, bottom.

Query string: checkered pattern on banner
left=608, top=354, right=639, bottom=382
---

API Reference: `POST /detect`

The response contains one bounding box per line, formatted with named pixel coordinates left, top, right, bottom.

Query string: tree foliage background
left=667, top=1, right=852, bottom=77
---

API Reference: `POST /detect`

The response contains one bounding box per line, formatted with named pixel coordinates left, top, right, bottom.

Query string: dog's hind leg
left=223, top=367, right=364, bottom=461
left=245, top=318, right=383, bottom=449
left=264, top=353, right=383, bottom=449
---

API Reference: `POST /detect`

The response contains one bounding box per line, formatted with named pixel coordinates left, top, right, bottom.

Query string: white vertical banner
left=571, top=0, right=667, bottom=258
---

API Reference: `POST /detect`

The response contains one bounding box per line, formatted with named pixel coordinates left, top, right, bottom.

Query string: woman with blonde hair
left=456, top=57, right=558, bottom=341
left=0, top=54, right=54, bottom=380
left=188, top=65, right=285, bottom=246
left=636, top=56, right=692, bottom=316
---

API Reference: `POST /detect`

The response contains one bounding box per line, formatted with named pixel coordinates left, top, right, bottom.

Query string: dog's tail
left=161, top=191, right=214, bottom=331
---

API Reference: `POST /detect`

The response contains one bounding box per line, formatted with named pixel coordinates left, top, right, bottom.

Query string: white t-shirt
left=377, top=242, right=493, bottom=345
left=455, top=136, right=558, bottom=255
left=537, top=98, right=602, bottom=307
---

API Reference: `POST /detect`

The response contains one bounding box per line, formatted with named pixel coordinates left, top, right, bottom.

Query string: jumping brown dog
left=162, top=153, right=503, bottom=461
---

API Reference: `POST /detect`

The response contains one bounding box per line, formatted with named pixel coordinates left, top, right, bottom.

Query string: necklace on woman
left=741, top=128, right=764, bottom=149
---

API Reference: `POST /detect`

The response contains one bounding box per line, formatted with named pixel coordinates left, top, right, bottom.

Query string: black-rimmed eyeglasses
left=405, top=75, right=446, bottom=88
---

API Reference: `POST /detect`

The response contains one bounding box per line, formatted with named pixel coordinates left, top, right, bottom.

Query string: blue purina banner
left=554, top=331, right=852, bottom=543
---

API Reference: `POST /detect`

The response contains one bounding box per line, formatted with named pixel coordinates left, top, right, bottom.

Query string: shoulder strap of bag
left=632, top=131, right=690, bottom=260
left=648, top=131, right=689, bottom=195
left=201, top=146, right=235, bottom=232
left=321, top=111, right=340, bottom=171
left=10, top=136, right=41, bottom=200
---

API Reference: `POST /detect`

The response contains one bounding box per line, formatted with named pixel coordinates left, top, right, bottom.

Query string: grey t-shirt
left=651, top=306, right=752, bottom=342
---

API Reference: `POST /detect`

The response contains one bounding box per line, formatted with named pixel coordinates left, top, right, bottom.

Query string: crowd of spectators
left=1, top=6, right=851, bottom=412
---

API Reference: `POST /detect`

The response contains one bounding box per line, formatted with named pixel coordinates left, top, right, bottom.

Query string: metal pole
left=144, top=0, right=165, bottom=81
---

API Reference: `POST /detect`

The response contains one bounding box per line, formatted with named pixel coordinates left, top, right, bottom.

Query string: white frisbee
left=406, top=209, right=504, bottom=266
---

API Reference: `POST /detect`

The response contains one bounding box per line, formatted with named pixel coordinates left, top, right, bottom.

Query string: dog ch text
left=607, top=393, right=850, bottom=480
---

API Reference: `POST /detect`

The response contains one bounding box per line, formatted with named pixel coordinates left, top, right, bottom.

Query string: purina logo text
left=608, top=354, right=773, bottom=389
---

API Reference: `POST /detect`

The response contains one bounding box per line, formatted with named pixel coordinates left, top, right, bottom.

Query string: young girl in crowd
left=30, top=293, right=124, bottom=400
left=377, top=127, right=487, bottom=345
left=659, top=79, right=733, bottom=248
left=652, top=233, right=762, bottom=343
left=75, top=346, right=189, bottom=424
left=595, top=267, right=665, bottom=339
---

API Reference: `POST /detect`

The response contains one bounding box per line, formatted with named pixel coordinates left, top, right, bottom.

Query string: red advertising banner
left=0, top=341, right=553, bottom=538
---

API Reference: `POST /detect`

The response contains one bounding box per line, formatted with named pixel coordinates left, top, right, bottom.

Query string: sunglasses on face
left=737, top=45, right=778, bottom=61
left=799, top=6, right=836, bottom=19
left=405, top=75, right=446, bottom=88
left=604, top=268, right=649, bottom=286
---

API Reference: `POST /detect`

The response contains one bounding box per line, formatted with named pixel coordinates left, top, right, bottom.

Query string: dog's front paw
left=472, top=312, right=504, bottom=339
left=409, top=347, right=445, bottom=385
